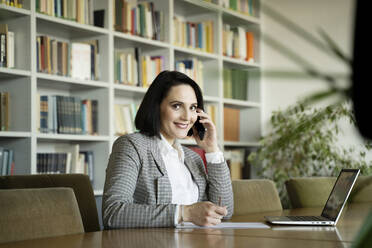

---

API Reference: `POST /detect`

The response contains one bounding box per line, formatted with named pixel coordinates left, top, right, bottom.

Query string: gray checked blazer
left=102, top=132, right=234, bottom=229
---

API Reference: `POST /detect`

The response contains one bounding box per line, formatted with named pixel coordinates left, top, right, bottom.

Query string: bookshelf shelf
left=221, top=8, right=260, bottom=25
left=204, top=95, right=220, bottom=103
left=223, top=56, right=260, bottom=68
left=173, top=46, right=219, bottom=60
left=36, top=133, right=110, bottom=142
left=0, top=0, right=261, bottom=188
left=0, top=68, right=31, bottom=78
left=0, top=4, right=30, bottom=18
left=114, top=84, right=147, bottom=93
left=36, top=13, right=109, bottom=36
left=174, top=0, right=218, bottom=16
left=0, top=131, right=31, bottom=138
left=224, top=141, right=261, bottom=147
left=37, top=73, right=109, bottom=89
left=114, top=31, right=169, bottom=49
left=223, top=98, right=260, bottom=108
left=180, top=0, right=221, bottom=13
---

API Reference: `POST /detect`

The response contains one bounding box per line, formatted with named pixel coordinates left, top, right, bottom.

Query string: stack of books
left=114, top=47, right=165, bottom=88
left=224, top=148, right=251, bottom=179
left=220, top=0, right=257, bottom=16
left=36, top=0, right=96, bottom=25
left=0, top=24, right=15, bottom=68
left=36, top=36, right=100, bottom=81
left=223, top=25, right=254, bottom=63
left=37, top=144, right=94, bottom=182
left=0, top=147, right=14, bottom=176
left=114, top=103, right=138, bottom=136
left=114, top=0, right=165, bottom=41
left=38, top=95, right=98, bottom=135
left=1, top=0, right=23, bottom=8
left=223, top=68, right=248, bottom=100
left=173, top=16, right=214, bottom=53
left=175, top=58, right=204, bottom=91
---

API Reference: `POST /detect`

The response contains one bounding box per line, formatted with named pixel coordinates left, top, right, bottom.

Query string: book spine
left=0, top=33, right=6, bottom=68
left=40, top=95, right=49, bottom=133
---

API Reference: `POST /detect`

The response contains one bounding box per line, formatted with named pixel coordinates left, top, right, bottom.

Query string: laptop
left=265, top=169, right=360, bottom=226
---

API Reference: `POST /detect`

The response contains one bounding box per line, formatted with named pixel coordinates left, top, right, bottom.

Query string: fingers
left=186, top=202, right=227, bottom=227
left=195, top=109, right=216, bottom=131
left=196, top=109, right=212, bottom=122
left=215, top=206, right=228, bottom=216
left=200, top=202, right=227, bottom=226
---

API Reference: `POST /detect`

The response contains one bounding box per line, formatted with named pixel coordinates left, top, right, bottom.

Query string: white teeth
left=175, top=123, right=188, bottom=128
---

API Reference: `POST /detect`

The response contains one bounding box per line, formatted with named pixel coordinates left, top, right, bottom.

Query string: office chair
left=285, top=175, right=372, bottom=208
left=0, top=188, right=84, bottom=243
left=0, top=174, right=100, bottom=232
left=232, top=179, right=283, bottom=216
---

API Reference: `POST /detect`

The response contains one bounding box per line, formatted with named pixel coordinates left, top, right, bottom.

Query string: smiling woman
left=159, top=84, right=199, bottom=144
left=103, top=71, right=234, bottom=229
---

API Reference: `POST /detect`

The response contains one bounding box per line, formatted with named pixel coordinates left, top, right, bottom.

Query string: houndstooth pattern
left=102, top=132, right=234, bottom=229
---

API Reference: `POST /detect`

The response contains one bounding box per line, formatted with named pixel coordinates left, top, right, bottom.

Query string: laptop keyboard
left=286, top=216, right=325, bottom=221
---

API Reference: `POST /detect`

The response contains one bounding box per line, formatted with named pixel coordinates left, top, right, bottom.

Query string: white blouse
left=157, top=134, right=224, bottom=224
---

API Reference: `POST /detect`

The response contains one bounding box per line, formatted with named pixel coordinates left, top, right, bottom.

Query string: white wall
left=260, top=0, right=370, bottom=152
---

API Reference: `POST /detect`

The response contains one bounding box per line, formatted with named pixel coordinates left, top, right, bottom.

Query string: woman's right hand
left=182, top=201, right=228, bottom=226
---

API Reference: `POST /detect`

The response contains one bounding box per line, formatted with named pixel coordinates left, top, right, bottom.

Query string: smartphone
left=193, top=117, right=206, bottom=140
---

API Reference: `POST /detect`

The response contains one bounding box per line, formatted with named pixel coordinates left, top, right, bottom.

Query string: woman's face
left=159, top=84, right=198, bottom=144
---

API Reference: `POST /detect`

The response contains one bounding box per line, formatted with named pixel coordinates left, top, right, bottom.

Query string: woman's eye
left=172, top=104, right=180, bottom=110
left=190, top=106, right=197, bottom=111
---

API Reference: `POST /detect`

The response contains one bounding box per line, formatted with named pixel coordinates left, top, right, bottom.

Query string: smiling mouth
left=174, top=122, right=189, bottom=129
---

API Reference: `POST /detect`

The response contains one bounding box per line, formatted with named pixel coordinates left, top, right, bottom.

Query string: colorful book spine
left=39, top=95, right=97, bottom=135
left=115, top=1, right=164, bottom=41
left=173, top=17, right=214, bottom=53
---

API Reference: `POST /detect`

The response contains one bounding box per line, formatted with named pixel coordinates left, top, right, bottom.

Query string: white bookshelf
left=0, top=0, right=261, bottom=193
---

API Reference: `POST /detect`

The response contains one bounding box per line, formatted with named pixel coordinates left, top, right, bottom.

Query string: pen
left=218, top=196, right=221, bottom=206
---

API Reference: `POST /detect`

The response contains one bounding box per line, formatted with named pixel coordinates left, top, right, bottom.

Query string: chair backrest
left=0, top=188, right=84, bottom=244
left=285, top=177, right=336, bottom=208
left=285, top=175, right=372, bottom=208
left=232, top=179, right=282, bottom=216
left=0, top=174, right=100, bottom=232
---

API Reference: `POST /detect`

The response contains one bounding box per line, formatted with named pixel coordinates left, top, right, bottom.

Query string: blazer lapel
left=149, top=136, right=167, bottom=176
left=148, top=136, right=172, bottom=204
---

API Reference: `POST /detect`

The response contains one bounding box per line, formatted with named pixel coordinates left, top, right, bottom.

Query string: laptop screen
left=321, top=169, right=360, bottom=221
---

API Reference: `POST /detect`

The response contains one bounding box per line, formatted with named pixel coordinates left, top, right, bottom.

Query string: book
left=224, top=148, right=245, bottom=179
left=223, top=69, right=248, bottom=100
left=246, top=31, right=254, bottom=62
left=1, top=149, right=9, bottom=175
left=70, top=42, right=91, bottom=80
left=173, top=16, right=214, bottom=53
left=7, top=31, right=14, bottom=68
left=0, top=24, right=8, bottom=68
left=91, top=100, right=98, bottom=135
left=40, top=95, right=48, bottom=132
left=224, top=107, right=240, bottom=141
left=0, top=147, right=4, bottom=175
left=0, top=92, right=10, bottom=131
left=80, top=150, right=94, bottom=182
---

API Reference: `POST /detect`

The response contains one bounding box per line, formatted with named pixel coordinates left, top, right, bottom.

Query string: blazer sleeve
left=102, top=136, right=177, bottom=228
left=206, top=159, right=234, bottom=219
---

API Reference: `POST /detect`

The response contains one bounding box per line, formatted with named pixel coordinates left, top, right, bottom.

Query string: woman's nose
left=181, top=109, right=193, bottom=120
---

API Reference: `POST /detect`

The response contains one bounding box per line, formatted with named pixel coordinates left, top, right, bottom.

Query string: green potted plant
left=258, top=2, right=372, bottom=245
left=248, top=101, right=372, bottom=208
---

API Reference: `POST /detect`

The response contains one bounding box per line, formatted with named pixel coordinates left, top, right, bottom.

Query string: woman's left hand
left=193, top=109, right=219, bottom=153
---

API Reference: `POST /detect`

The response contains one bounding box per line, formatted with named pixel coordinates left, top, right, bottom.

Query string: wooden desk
left=1, top=203, right=370, bottom=248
